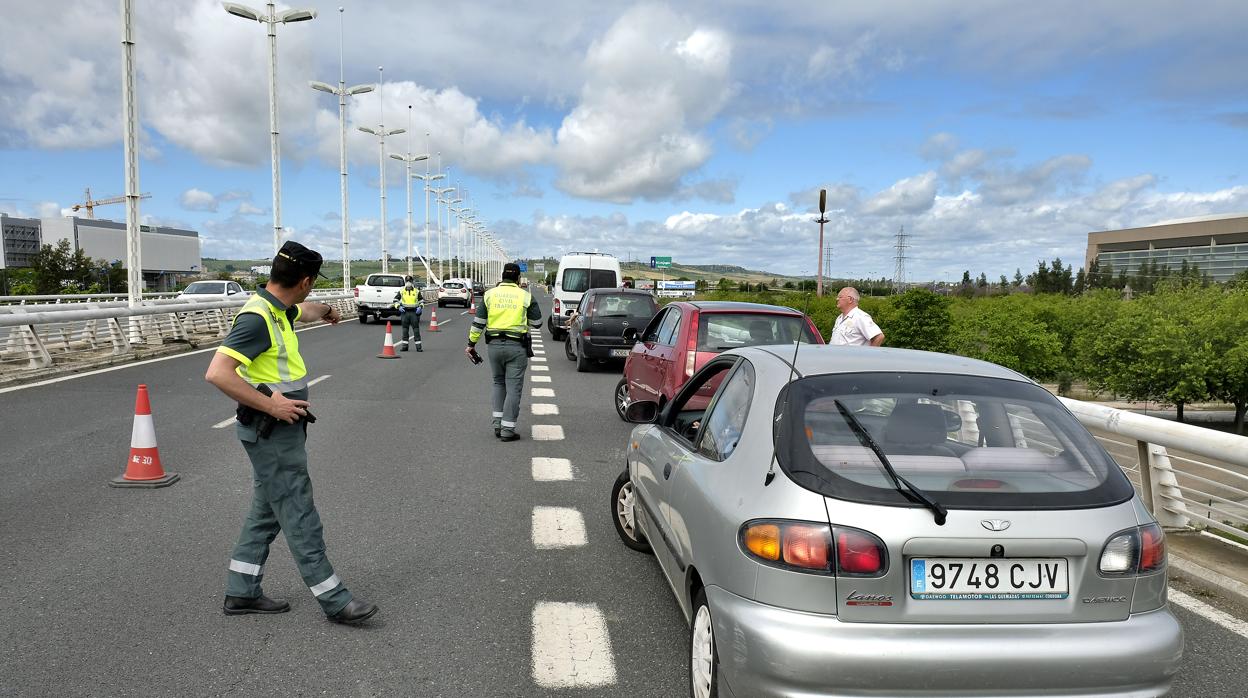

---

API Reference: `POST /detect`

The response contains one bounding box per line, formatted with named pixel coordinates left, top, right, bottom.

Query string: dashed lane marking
left=531, top=602, right=617, bottom=688
left=532, top=376, right=552, bottom=383
left=532, top=424, right=565, bottom=440
left=212, top=416, right=237, bottom=429
left=532, top=357, right=547, bottom=363
left=532, top=365, right=549, bottom=371
left=531, top=403, right=559, bottom=415
left=307, top=374, right=331, bottom=387
left=531, top=388, right=556, bottom=398
left=531, top=506, right=588, bottom=549
left=531, top=457, right=573, bottom=481
left=1169, top=589, right=1248, bottom=640
left=533, top=350, right=546, bottom=355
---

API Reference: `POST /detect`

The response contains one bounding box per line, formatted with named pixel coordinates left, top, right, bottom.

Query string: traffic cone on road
left=378, top=321, right=401, bottom=359
left=428, top=306, right=440, bottom=332
left=469, top=296, right=477, bottom=314
left=110, top=384, right=179, bottom=488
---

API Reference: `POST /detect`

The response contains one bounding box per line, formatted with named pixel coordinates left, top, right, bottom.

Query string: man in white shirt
left=830, top=287, right=884, bottom=346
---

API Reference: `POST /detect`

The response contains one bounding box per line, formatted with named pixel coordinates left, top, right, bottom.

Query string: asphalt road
left=0, top=288, right=1245, bottom=697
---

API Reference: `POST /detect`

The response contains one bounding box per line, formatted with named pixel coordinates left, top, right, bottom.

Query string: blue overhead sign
left=518, top=262, right=528, bottom=272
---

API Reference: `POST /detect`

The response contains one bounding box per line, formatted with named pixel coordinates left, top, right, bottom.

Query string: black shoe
left=401, top=344, right=409, bottom=352
left=499, top=430, right=520, bottom=442
left=223, top=595, right=290, bottom=615
left=329, top=599, right=378, bottom=625
left=416, top=346, right=423, bottom=352
left=494, top=428, right=502, bottom=438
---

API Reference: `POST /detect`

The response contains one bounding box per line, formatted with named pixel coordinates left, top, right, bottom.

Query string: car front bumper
left=707, top=586, right=1183, bottom=698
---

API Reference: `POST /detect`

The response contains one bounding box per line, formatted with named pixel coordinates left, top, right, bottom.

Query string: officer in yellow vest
left=205, top=241, right=377, bottom=625
left=394, top=275, right=423, bottom=352
left=466, top=262, right=542, bottom=441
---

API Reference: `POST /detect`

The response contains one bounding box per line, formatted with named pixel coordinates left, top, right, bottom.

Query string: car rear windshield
left=562, top=268, right=616, bottom=293
left=182, top=282, right=224, bottom=294
left=774, top=372, right=1135, bottom=510
left=589, top=293, right=657, bottom=317
left=698, top=313, right=817, bottom=351
left=443, top=282, right=465, bottom=289
left=369, top=275, right=404, bottom=287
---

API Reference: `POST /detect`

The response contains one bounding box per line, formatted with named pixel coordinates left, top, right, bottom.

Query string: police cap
left=274, top=240, right=328, bottom=279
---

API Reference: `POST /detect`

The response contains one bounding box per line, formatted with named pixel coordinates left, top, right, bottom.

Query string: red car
left=615, top=301, right=824, bottom=419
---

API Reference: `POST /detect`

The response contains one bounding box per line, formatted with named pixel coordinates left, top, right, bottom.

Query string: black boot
left=329, top=598, right=379, bottom=625
left=223, top=595, right=290, bottom=615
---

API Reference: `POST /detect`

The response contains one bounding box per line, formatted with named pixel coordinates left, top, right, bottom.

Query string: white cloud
left=179, top=188, right=218, bottom=212
left=237, top=202, right=265, bottom=216
left=862, top=172, right=939, bottom=216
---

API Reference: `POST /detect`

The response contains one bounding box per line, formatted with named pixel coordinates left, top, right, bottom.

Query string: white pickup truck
left=353, top=273, right=406, bottom=324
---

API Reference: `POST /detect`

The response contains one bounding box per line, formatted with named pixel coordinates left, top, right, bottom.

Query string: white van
left=548, top=252, right=622, bottom=340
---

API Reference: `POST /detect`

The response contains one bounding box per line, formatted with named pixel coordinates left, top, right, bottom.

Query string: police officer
left=395, top=275, right=423, bottom=352
left=466, top=262, right=542, bottom=441
left=205, top=240, right=377, bottom=625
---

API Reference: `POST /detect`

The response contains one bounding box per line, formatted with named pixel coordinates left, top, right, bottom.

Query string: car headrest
left=883, top=403, right=949, bottom=445
left=748, top=319, right=773, bottom=342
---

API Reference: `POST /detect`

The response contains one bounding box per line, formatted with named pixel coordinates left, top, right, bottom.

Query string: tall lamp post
left=120, top=0, right=143, bottom=342
left=441, top=193, right=463, bottom=278
left=309, top=7, right=373, bottom=292
left=814, top=188, right=829, bottom=297
left=358, top=66, right=404, bottom=274
left=430, top=183, right=456, bottom=279
left=390, top=106, right=430, bottom=278
left=222, top=2, right=316, bottom=254
left=411, top=140, right=444, bottom=286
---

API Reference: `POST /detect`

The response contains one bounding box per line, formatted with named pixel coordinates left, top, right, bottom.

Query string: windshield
left=182, top=282, right=224, bottom=294
left=775, top=372, right=1134, bottom=510
left=698, top=313, right=817, bottom=351
left=591, top=293, right=656, bottom=317
left=443, top=282, right=465, bottom=289
left=562, top=268, right=617, bottom=293
left=369, top=275, right=404, bottom=287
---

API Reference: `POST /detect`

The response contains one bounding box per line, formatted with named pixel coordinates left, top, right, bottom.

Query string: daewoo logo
left=981, top=519, right=1011, bottom=532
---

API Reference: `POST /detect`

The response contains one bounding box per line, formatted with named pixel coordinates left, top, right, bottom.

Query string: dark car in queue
left=615, top=301, right=823, bottom=420
left=564, top=288, right=659, bottom=372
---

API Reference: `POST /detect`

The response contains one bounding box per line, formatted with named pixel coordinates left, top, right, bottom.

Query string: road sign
left=534, top=262, right=545, bottom=274
left=518, top=262, right=528, bottom=272
left=650, top=256, right=672, bottom=269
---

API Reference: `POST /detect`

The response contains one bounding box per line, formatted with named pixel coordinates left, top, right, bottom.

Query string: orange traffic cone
left=110, top=384, right=179, bottom=488
left=378, top=321, right=401, bottom=359
left=469, top=296, right=477, bottom=314
left=428, top=306, right=440, bottom=332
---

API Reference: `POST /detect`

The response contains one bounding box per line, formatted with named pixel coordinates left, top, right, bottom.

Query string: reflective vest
left=398, top=288, right=421, bottom=307
left=233, top=295, right=307, bottom=393
left=483, top=282, right=531, bottom=338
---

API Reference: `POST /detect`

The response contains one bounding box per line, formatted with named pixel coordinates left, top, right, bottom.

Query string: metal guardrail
left=0, top=292, right=356, bottom=372
left=0, top=292, right=179, bottom=305
left=1059, top=397, right=1248, bottom=539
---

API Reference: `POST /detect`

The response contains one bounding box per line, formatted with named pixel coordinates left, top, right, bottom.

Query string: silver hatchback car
left=612, top=345, right=1183, bottom=697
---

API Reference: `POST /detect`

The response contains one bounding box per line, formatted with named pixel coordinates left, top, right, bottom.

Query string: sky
left=3, top=0, right=1248, bottom=281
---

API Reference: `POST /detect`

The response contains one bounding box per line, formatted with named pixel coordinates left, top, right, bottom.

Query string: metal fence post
left=1136, top=440, right=1190, bottom=529
left=20, top=324, right=52, bottom=368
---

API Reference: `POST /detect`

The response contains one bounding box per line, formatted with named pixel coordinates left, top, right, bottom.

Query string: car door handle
left=663, top=463, right=672, bottom=480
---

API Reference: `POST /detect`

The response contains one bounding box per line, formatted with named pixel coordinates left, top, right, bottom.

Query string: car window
left=561, top=268, right=591, bottom=293
left=183, top=281, right=223, bottom=294
left=369, top=275, right=404, bottom=287
left=642, top=308, right=669, bottom=343
left=589, top=269, right=617, bottom=289
left=443, top=282, right=464, bottom=289
left=696, top=361, right=755, bottom=460
left=595, top=293, right=657, bottom=317
left=665, top=360, right=738, bottom=445
left=657, top=307, right=682, bottom=345
left=698, top=313, right=818, bottom=351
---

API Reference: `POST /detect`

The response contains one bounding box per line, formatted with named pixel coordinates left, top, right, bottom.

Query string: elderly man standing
left=830, top=287, right=884, bottom=346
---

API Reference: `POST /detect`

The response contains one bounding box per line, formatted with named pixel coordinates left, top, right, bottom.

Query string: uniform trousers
left=488, top=339, right=528, bottom=429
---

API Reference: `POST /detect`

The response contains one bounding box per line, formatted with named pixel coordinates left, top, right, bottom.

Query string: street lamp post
left=430, top=182, right=456, bottom=279
left=309, top=7, right=373, bottom=292
left=411, top=141, right=444, bottom=286
left=814, top=188, right=829, bottom=297
left=358, top=66, right=404, bottom=274
left=441, top=193, right=463, bottom=278
left=223, top=1, right=316, bottom=254
left=389, top=106, right=430, bottom=279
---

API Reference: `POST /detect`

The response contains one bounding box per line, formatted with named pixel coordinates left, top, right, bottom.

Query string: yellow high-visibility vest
left=484, top=282, right=530, bottom=336
left=231, top=295, right=307, bottom=392
left=399, top=288, right=421, bottom=307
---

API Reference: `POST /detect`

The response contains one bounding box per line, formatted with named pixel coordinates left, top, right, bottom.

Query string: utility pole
left=358, top=66, right=404, bottom=274
left=120, top=0, right=143, bottom=337
left=893, top=225, right=909, bottom=294
left=814, top=189, right=829, bottom=297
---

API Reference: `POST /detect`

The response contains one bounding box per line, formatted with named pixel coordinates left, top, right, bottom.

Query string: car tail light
left=554, top=298, right=561, bottom=315
left=582, top=330, right=592, bottom=337
left=684, top=313, right=699, bottom=377
left=353, top=287, right=359, bottom=298
left=739, top=520, right=885, bottom=577
left=1099, top=523, right=1166, bottom=576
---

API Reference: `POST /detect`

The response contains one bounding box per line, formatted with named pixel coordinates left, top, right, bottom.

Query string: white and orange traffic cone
left=110, top=384, right=179, bottom=488
left=428, top=306, right=440, bottom=332
left=469, top=296, right=477, bottom=314
left=378, top=321, right=401, bottom=359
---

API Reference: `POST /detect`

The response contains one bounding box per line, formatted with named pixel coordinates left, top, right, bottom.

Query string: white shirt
left=831, top=307, right=882, bottom=346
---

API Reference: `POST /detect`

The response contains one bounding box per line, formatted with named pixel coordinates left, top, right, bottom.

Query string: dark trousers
left=400, top=311, right=422, bottom=345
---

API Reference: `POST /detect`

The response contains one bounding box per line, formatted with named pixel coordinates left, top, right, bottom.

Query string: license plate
left=910, top=558, right=1068, bottom=600
left=611, top=349, right=630, bottom=357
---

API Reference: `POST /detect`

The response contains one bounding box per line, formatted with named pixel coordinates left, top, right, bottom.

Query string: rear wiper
left=832, top=400, right=947, bottom=525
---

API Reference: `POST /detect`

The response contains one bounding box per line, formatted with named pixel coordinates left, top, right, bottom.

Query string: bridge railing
left=0, top=292, right=356, bottom=372
left=1059, top=397, right=1248, bottom=539
left=0, top=292, right=180, bottom=305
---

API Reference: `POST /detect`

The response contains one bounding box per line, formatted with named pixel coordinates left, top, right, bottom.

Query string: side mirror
left=624, top=400, right=660, bottom=423
left=623, top=327, right=639, bottom=342
left=227, top=288, right=238, bottom=295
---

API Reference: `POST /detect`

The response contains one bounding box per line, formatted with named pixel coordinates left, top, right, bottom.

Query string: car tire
left=358, top=313, right=368, bottom=324
left=576, top=347, right=591, bottom=373
left=689, top=589, right=719, bottom=698
left=565, top=335, right=577, bottom=361
left=610, top=470, right=651, bottom=553
left=437, top=300, right=444, bottom=308
left=614, top=378, right=630, bottom=421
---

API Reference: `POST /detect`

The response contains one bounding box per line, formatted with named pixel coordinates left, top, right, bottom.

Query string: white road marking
left=531, top=388, right=556, bottom=398
left=532, top=357, right=547, bottom=363
left=1169, top=589, right=1248, bottom=640
left=307, top=374, right=331, bottom=387
left=531, top=602, right=617, bottom=688
left=212, top=416, right=237, bottom=429
left=532, top=424, right=565, bottom=440
left=531, top=457, right=573, bottom=481
left=0, top=322, right=338, bottom=395
left=531, top=365, right=549, bottom=371
left=531, top=403, right=559, bottom=415
left=460, top=310, right=469, bottom=315
left=533, top=350, right=546, bottom=355
left=531, top=506, right=587, bottom=549
left=531, top=375, right=552, bottom=383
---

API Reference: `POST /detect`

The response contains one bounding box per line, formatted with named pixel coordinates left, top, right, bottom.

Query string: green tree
left=886, top=288, right=952, bottom=352
left=717, top=277, right=733, bottom=291
left=1204, top=289, right=1248, bottom=433
left=949, top=295, right=1065, bottom=379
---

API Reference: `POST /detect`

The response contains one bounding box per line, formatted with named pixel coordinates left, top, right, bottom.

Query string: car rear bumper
left=550, top=314, right=571, bottom=329
left=707, top=586, right=1183, bottom=698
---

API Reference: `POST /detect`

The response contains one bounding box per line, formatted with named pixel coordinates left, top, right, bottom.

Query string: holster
left=522, top=332, right=535, bottom=358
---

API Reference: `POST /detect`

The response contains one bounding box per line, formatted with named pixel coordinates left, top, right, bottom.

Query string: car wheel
left=437, top=300, right=444, bottom=308
left=358, top=313, right=368, bottom=324
left=614, top=378, right=630, bottom=421
left=610, top=470, right=651, bottom=553
left=689, top=589, right=719, bottom=698
left=576, top=347, right=591, bottom=372
left=565, top=335, right=577, bottom=361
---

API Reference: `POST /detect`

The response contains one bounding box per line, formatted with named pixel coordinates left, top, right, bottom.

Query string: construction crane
left=71, top=187, right=151, bottom=219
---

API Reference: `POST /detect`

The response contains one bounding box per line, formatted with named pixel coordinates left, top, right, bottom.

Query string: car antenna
left=766, top=191, right=826, bottom=486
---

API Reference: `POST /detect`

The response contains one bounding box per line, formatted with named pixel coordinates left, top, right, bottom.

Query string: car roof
left=685, top=300, right=803, bottom=314
left=726, top=345, right=1032, bottom=383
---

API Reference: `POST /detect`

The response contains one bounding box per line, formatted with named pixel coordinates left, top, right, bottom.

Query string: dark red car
left=615, top=301, right=824, bottom=419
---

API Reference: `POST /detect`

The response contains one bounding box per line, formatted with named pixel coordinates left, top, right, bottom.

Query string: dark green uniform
left=217, top=289, right=353, bottom=616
